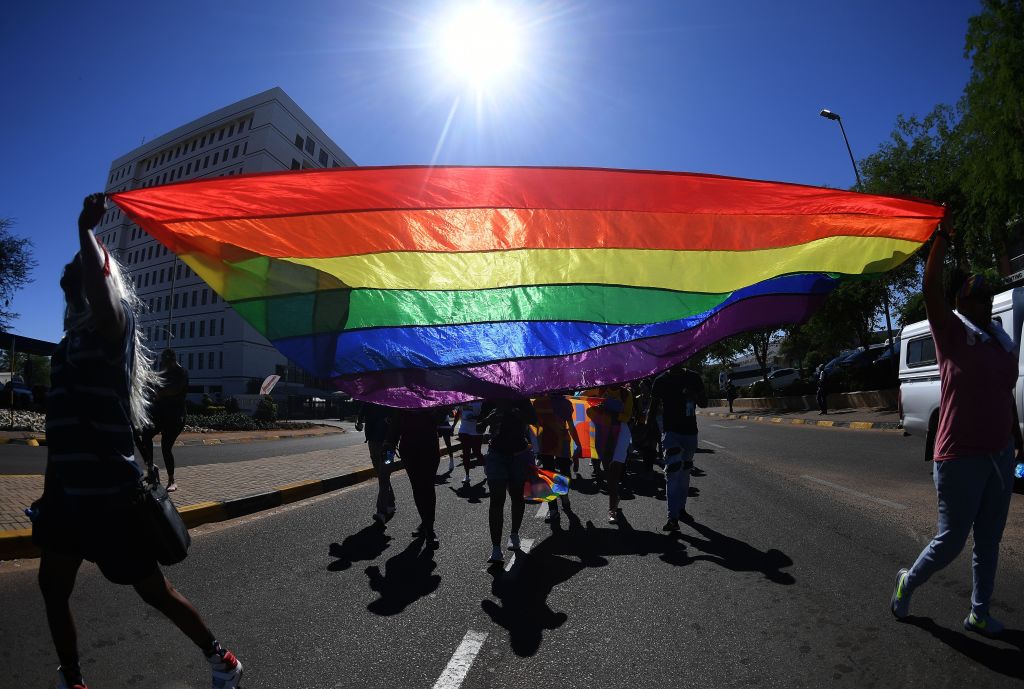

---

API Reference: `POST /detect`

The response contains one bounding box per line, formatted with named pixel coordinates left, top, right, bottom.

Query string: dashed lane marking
left=535, top=502, right=549, bottom=519
left=702, top=439, right=726, bottom=449
left=800, top=475, right=908, bottom=510
left=504, top=537, right=535, bottom=572
left=432, top=629, right=489, bottom=689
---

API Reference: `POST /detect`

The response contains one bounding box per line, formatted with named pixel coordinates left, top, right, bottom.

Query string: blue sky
left=3, top=0, right=977, bottom=342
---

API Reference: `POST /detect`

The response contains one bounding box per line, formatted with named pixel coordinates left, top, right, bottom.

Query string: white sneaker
left=463, top=475, right=471, bottom=485
left=208, top=647, right=243, bottom=689
left=487, top=545, right=504, bottom=563
left=448, top=458, right=456, bottom=473
left=964, top=611, right=1005, bottom=638
left=166, top=482, right=178, bottom=492
left=507, top=532, right=521, bottom=550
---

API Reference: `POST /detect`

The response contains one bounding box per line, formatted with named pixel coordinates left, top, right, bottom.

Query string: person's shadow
left=327, top=522, right=391, bottom=572
left=364, top=538, right=440, bottom=616
left=904, top=617, right=1023, bottom=680
left=482, top=508, right=688, bottom=656
left=678, top=519, right=795, bottom=585
left=448, top=478, right=490, bottom=504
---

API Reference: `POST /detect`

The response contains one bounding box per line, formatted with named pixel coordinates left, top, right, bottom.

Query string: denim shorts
left=484, top=448, right=534, bottom=485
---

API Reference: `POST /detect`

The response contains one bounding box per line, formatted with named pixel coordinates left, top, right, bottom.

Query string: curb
left=0, top=465, right=383, bottom=561
left=698, top=411, right=902, bottom=431
left=0, top=437, right=45, bottom=446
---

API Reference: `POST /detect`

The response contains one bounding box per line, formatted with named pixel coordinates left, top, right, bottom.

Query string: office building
left=95, top=87, right=355, bottom=398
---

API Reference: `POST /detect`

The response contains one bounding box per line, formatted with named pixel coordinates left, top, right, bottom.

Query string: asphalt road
left=0, top=432, right=363, bottom=475
left=1, top=421, right=1022, bottom=688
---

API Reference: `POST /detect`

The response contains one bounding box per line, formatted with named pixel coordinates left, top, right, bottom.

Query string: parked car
left=767, top=368, right=800, bottom=390
left=2, top=378, right=33, bottom=408
left=838, top=344, right=886, bottom=369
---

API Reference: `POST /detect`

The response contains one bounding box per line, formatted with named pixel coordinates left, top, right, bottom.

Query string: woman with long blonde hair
left=33, top=194, right=242, bottom=689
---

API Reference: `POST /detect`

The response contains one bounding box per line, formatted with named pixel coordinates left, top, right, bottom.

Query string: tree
left=0, top=218, right=37, bottom=332
left=733, top=329, right=780, bottom=386
left=959, top=0, right=1024, bottom=262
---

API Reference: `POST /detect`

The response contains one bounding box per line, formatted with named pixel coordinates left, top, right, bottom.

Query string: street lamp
left=818, top=109, right=862, bottom=188
left=819, top=107, right=895, bottom=364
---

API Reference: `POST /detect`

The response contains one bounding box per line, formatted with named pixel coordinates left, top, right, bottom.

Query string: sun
left=438, top=2, right=524, bottom=89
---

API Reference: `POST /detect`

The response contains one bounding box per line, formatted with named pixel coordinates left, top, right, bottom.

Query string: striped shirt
left=45, top=300, right=142, bottom=496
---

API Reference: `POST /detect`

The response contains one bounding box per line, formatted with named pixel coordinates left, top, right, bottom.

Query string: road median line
left=697, top=411, right=900, bottom=432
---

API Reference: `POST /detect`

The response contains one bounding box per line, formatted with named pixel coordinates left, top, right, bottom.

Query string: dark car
left=3, top=378, right=33, bottom=408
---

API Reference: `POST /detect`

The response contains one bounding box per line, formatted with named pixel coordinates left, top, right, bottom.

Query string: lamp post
left=819, top=108, right=896, bottom=363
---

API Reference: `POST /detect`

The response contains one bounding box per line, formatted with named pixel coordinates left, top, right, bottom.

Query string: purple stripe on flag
left=332, top=292, right=825, bottom=407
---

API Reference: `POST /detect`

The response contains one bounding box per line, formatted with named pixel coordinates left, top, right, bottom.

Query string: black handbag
left=138, top=464, right=191, bottom=565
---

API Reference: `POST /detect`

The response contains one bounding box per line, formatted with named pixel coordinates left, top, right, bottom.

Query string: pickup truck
left=899, top=287, right=1024, bottom=482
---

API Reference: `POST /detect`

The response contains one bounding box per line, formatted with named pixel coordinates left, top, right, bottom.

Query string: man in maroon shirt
left=890, top=223, right=1020, bottom=638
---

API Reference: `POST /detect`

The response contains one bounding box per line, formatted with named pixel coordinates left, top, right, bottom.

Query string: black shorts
left=32, top=491, right=160, bottom=585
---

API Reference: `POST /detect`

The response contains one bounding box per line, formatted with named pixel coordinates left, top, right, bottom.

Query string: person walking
left=356, top=401, right=396, bottom=524
left=32, top=194, right=242, bottom=689
left=384, top=408, right=442, bottom=547
left=138, top=349, right=188, bottom=491
left=436, top=407, right=457, bottom=472
left=533, top=393, right=583, bottom=524
left=726, top=378, right=737, bottom=414
left=453, top=400, right=485, bottom=485
left=890, top=225, right=1019, bottom=637
left=648, top=363, right=707, bottom=532
left=816, top=366, right=829, bottom=415
left=586, top=385, right=634, bottom=524
left=479, top=399, right=537, bottom=563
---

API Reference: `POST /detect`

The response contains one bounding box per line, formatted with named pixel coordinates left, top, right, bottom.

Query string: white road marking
left=711, top=424, right=746, bottom=429
left=702, top=439, right=726, bottom=449
left=432, top=630, right=489, bottom=689
left=800, top=475, right=908, bottom=510
left=504, top=537, right=534, bottom=572
left=535, top=502, right=549, bottom=518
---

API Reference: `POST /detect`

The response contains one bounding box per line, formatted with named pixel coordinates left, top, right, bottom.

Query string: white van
left=899, top=288, right=1023, bottom=463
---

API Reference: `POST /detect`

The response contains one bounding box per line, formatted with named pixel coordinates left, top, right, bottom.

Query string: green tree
left=0, top=218, right=37, bottom=332
left=959, top=0, right=1024, bottom=261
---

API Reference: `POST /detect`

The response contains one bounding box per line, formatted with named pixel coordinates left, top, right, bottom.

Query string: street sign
left=259, top=374, right=281, bottom=395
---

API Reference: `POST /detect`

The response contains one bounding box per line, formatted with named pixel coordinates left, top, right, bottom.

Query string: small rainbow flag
left=112, top=166, right=943, bottom=407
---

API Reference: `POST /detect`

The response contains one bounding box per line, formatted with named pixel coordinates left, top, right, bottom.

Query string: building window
left=144, top=274, right=149, bottom=287
left=159, top=268, right=165, bottom=283
left=186, top=163, right=191, bottom=175
left=201, top=289, right=208, bottom=305
left=203, top=156, right=209, bottom=169
left=189, top=321, right=195, bottom=338
left=155, top=296, right=161, bottom=312
left=198, top=353, right=204, bottom=370
left=190, top=291, right=197, bottom=307
left=209, top=319, right=215, bottom=336
left=219, top=351, right=224, bottom=368
left=213, top=152, right=219, bottom=165
left=318, top=150, right=329, bottom=166
left=220, top=318, right=225, bottom=336
left=291, top=159, right=301, bottom=170
left=228, top=124, right=234, bottom=137
left=176, top=264, right=182, bottom=279
left=199, top=320, right=205, bottom=337
left=173, top=293, right=179, bottom=309
left=294, top=134, right=304, bottom=149
left=305, top=138, right=315, bottom=155
left=188, top=353, right=194, bottom=368
left=211, top=293, right=218, bottom=304
left=218, top=128, right=225, bottom=141
left=191, top=141, right=197, bottom=153
left=233, top=144, right=240, bottom=158
left=209, top=351, right=215, bottom=369
left=243, top=142, right=248, bottom=154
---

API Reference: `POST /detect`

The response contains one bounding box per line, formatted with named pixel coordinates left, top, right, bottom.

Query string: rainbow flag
left=111, top=166, right=943, bottom=407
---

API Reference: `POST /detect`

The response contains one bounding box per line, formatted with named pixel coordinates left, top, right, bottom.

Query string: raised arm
left=78, top=194, right=126, bottom=344
left=924, top=224, right=954, bottom=333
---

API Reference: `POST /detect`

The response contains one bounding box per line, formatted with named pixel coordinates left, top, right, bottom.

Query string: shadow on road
left=676, top=519, right=795, bottom=585
left=364, top=537, right=441, bottom=616
left=327, top=522, right=392, bottom=572
left=448, top=478, right=490, bottom=504
left=482, top=508, right=688, bottom=656
left=905, top=616, right=1023, bottom=680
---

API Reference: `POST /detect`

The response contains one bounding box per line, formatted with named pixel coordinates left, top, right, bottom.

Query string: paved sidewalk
left=0, top=423, right=346, bottom=447
left=699, top=405, right=901, bottom=430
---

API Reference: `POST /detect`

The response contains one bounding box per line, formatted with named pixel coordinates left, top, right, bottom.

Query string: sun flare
left=438, top=3, right=524, bottom=89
